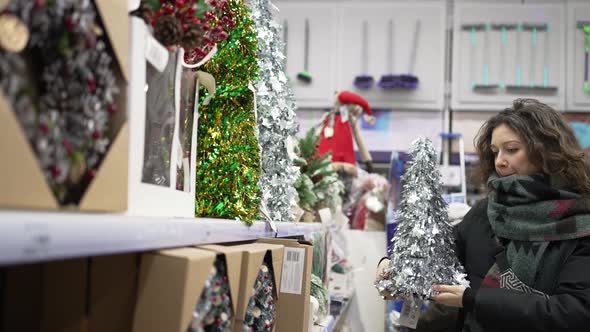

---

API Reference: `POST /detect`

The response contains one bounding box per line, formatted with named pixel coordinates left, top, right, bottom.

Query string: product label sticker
left=399, top=297, right=422, bottom=329
left=280, top=247, right=306, bottom=295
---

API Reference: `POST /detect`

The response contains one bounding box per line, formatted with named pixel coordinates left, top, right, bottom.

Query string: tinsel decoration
left=187, top=256, right=233, bottom=332
left=247, top=0, right=299, bottom=222
left=0, top=0, right=119, bottom=204
left=375, top=137, right=468, bottom=300
left=195, top=0, right=260, bottom=223
left=243, top=256, right=276, bottom=332
left=294, top=128, right=344, bottom=220
left=142, top=0, right=233, bottom=64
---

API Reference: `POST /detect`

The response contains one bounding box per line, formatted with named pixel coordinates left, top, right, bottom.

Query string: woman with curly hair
left=378, top=99, right=590, bottom=331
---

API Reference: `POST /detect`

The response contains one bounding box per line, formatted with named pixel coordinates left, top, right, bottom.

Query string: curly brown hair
left=474, top=98, right=590, bottom=195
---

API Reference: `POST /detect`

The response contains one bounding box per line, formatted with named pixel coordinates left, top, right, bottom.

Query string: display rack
left=0, top=209, right=324, bottom=266
left=312, top=293, right=355, bottom=332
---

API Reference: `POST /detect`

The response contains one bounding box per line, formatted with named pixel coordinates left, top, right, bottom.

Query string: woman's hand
left=430, top=285, right=466, bottom=307
left=375, top=258, right=396, bottom=300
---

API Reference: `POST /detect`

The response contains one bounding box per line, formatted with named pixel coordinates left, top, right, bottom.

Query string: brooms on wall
left=353, top=20, right=374, bottom=89
left=297, top=18, right=312, bottom=83
left=506, top=22, right=557, bottom=93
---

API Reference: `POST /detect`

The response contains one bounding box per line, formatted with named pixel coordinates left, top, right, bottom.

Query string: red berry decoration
left=39, top=123, right=49, bottom=134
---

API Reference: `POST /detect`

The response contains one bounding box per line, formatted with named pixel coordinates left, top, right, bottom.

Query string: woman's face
left=490, top=123, right=540, bottom=177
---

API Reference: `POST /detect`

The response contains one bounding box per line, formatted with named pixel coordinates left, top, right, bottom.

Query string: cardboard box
left=229, top=243, right=284, bottom=332
left=89, top=254, right=138, bottom=332
left=258, top=238, right=314, bottom=332
left=41, top=258, right=88, bottom=332
left=0, top=0, right=129, bottom=212
left=133, top=248, right=220, bottom=332
left=1, top=264, right=43, bottom=332
left=39, top=254, right=138, bottom=332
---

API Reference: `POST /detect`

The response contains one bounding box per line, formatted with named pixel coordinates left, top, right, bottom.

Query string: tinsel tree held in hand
left=187, top=256, right=233, bottom=332
left=195, top=0, right=261, bottom=223
left=248, top=0, right=299, bottom=222
left=243, top=256, right=276, bottom=331
left=375, top=137, right=468, bottom=300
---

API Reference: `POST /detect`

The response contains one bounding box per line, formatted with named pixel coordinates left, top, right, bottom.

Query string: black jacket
left=455, top=199, right=590, bottom=332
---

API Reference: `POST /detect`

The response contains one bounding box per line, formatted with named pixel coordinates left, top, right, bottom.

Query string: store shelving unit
left=312, top=293, right=355, bottom=332
left=0, top=209, right=324, bottom=266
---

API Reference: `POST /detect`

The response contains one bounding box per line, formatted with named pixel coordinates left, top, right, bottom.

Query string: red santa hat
left=337, top=91, right=375, bottom=124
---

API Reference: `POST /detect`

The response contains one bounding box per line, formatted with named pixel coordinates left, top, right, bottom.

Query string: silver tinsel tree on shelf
left=243, top=257, right=276, bottom=332
left=376, top=137, right=468, bottom=300
left=248, top=0, right=300, bottom=222
left=187, top=256, right=233, bottom=332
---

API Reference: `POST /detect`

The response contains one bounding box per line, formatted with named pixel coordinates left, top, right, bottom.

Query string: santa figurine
left=317, top=90, right=376, bottom=175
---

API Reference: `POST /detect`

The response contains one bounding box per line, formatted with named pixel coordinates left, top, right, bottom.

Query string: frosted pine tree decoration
left=376, top=137, right=468, bottom=300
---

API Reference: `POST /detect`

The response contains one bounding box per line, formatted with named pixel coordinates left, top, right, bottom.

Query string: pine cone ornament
left=153, top=14, right=182, bottom=46
left=181, top=21, right=205, bottom=51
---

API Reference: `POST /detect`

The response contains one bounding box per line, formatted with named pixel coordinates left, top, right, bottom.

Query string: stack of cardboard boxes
left=0, top=238, right=316, bottom=332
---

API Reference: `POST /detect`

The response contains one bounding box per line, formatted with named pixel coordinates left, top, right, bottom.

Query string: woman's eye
left=507, top=148, right=518, bottom=153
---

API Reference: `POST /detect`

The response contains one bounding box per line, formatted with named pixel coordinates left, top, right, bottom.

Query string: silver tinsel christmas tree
left=248, top=0, right=300, bottom=222
left=243, top=256, right=276, bottom=332
left=187, top=256, right=233, bottom=332
left=376, top=137, right=468, bottom=300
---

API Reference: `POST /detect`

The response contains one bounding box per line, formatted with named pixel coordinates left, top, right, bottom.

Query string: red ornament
left=34, top=0, right=45, bottom=9
left=216, top=317, right=222, bottom=324
left=85, top=34, right=97, bottom=48
left=204, top=11, right=215, bottom=20
left=164, top=4, right=175, bottom=14
left=227, top=11, right=234, bottom=18
left=49, top=165, right=62, bottom=178
left=221, top=294, right=226, bottom=300
left=64, top=16, right=75, bottom=30
left=92, top=129, right=101, bottom=140
left=39, top=123, right=49, bottom=134
left=107, top=104, right=116, bottom=115
left=264, top=275, right=269, bottom=280
left=218, top=31, right=228, bottom=41
left=175, top=0, right=186, bottom=7
left=215, top=281, right=221, bottom=287
left=223, top=275, right=228, bottom=281
left=88, top=169, right=97, bottom=179
left=263, top=288, right=269, bottom=294
left=268, top=282, right=273, bottom=288
left=88, top=78, right=96, bottom=92
left=62, top=139, right=74, bottom=155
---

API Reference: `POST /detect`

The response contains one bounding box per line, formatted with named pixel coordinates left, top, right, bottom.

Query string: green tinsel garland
left=195, top=0, right=261, bottom=224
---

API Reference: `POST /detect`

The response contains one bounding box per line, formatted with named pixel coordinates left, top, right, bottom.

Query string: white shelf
left=0, top=209, right=324, bottom=266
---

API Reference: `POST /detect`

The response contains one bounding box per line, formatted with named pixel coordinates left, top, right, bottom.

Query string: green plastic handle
left=583, top=25, right=590, bottom=53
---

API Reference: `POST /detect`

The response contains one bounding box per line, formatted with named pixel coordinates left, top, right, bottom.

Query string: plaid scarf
left=485, top=173, right=590, bottom=287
